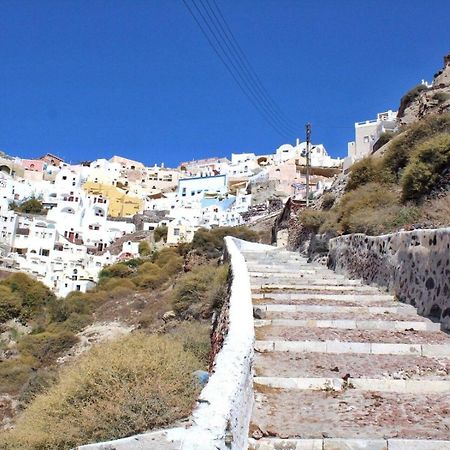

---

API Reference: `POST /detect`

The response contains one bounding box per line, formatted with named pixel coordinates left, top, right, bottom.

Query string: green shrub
left=10, top=197, right=44, bottom=214
left=172, top=264, right=228, bottom=319
left=98, top=263, right=132, bottom=281
left=138, top=240, right=151, bottom=256
left=19, top=368, right=58, bottom=404
left=171, top=322, right=211, bottom=366
left=154, top=225, right=168, bottom=242
left=0, top=273, right=55, bottom=322
left=337, top=183, right=401, bottom=234
left=0, top=356, right=35, bottom=395
left=383, top=113, right=450, bottom=177
left=0, top=285, right=21, bottom=322
left=18, top=331, right=79, bottom=365
left=298, top=209, right=330, bottom=233
left=346, top=157, right=394, bottom=191
left=373, top=131, right=395, bottom=151
left=433, top=92, right=450, bottom=104
left=2, top=334, right=202, bottom=449
left=401, top=133, right=450, bottom=201
left=320, top=192, right=335, bottom=210
left=191, top=226, right=259, bottom=258
left=398, top=84, right=428, bottom=117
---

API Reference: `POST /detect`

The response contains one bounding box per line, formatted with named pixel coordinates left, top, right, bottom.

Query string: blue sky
left=1, top=0, right=449, bottom=166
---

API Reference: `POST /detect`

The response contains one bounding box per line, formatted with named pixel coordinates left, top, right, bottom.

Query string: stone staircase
left=242, top=248, right=450, bottom=450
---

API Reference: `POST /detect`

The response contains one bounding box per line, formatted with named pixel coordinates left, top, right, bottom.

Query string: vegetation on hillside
left=1, top=334, right=202, bottom=449
left=9, top=197, right=45, bottom=215
left=0, top=225, right=258, bottom=448
left=300, top=113, right=450, bottom=236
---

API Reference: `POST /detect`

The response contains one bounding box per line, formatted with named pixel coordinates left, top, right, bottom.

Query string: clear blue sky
left=1, top=0, right=449, bottom=166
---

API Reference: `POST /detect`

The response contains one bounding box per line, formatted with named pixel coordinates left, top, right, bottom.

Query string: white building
left=344, top=110, right=398, bottom=170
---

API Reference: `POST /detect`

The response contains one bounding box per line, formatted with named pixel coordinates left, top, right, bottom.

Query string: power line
left=182, top=0, right=295, bottom=139
left=199, top=0, right=299, bottom=135
left=207, top=0, right=299, bottom=133
left=189, top=0, right=292, bottom=138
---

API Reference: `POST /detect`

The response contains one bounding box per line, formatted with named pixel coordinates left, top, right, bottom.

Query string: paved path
left=242, top=248, right=450, bottom=450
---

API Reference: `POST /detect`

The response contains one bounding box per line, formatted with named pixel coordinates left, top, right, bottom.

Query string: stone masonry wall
left=328, top=228, right=450, bottom=329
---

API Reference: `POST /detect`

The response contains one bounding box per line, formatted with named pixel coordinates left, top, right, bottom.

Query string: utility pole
left=305, top=123, right=311, bottom=207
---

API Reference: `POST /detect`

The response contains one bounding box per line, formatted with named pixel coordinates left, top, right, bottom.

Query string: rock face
left=398, top=54, right=450, bottom=126
left=328, top=228, right=450, bottom=329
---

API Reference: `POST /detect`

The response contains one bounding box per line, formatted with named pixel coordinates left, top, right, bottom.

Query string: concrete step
left=253, top=291, right=394, bottom=300
left=255, top=340, right=450, bottom=357
left=249, top=438, right=450, bottom=450
left=249, top=274, right=363, bottom=286
left=255, top=326, right=450, bottom=346
left=253, top=351, right=450, bottom=380
left=254, top=376, right=450, bottom=393
left=251, top=284, right=377, bottom=294
left=254, top=304, right=418, bottom=315
left=253, top=296, right=398, bottom=308
left=261, top=309, right=432, bottom=322
left=254, top=318, right=441, bottom=332
left=250, top=387, right=450, bottom=441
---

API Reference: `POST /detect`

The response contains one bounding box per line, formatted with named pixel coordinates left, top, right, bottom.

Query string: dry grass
left=1, top=333, right=202, bottom=449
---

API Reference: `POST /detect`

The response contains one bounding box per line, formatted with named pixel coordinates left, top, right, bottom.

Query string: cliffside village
left=0, top=108, right=398, bottom=297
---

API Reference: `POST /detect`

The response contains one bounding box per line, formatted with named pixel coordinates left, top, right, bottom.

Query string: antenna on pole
left=305, top=123, right=311, bottom=207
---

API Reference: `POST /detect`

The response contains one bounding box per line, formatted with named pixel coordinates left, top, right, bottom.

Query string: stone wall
left=328, top=228, right=450, bottom=329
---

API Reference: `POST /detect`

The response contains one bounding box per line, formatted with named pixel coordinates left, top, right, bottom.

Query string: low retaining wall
left=180, top=237, right=257, bottom=449
left=328, top=227, right=450, bottom=329
left=78, top=237, right=267, bottom=450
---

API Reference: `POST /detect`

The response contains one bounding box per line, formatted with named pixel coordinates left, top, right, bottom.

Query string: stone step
left=254, top=376, right=450, bottom=393
left=255, top=326, right=450, bottom=346
left=262, top=309, right=431, bottom=322
left=249, top=275, right=363, bottom=286
left=253, top=291, right=393, bottom=300
left=251, top=285, right=377, bottom=294
left=255, top=340, right=450, bottom=357
left=253, top=296, right=399, bottom=308
left=254, top=304, right=418, bottom=315
left=248, top=438, right=450, bottom=450
left=253, top=351, right=450, bottom=379
left=250, top=387, right=450, bottom=441
left=254, top=318, right=441, bottom=332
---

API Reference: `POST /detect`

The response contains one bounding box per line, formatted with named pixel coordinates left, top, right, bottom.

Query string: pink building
left=21, top=159, right=45, bottom=172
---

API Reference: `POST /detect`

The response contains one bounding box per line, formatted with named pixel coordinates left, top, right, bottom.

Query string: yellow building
left=83, top=182, right=143, bottom=217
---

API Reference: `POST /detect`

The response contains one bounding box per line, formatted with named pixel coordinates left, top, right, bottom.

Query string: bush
left=18, top=331, right=79, bottom=365
left=2, top=334, right=202, bottom=449
left=0, top=273, right=55, bottom=322
left=383, top=113, right=450, bottom=177
left=0, top=285, right=21, bottom=322
left=19, top=368, right=58, bottom=404
left=171, top=322, right=211, bottom=366
left=98, top=263, right=132, bottom=281
left=154, top=225, right=168, bottom=242
left=320, top=192, right=335, bottom=210
left=172, top=264, right=228, bottom=319
left=398, top=84, right=428, bottom=117
left=138, top=240, right=151, bottom=256
left=373, top=131, right=395, bottom=151
left=0, top=356, right=35, bottom=395
left=10, top=197, right=44, bottom=214
left=401, top=133, right=450, bottom=201
left=346, top=157, right=394, bottom=191
left=298, top=209, right=330, bottom=233
left=191, top=226, right=259, bottom=258
left=337, top=183, right=401, bottom=235
left=433, top=92, right=450, bottom=104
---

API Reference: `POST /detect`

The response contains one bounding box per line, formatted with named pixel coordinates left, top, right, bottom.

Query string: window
left=174, top=228, right=180, bottom=236
left=363, top=136, right=370, bottom=143
left=62, top=176, right=67, bottom=180
left=76, top=285, right=81, bottom=291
